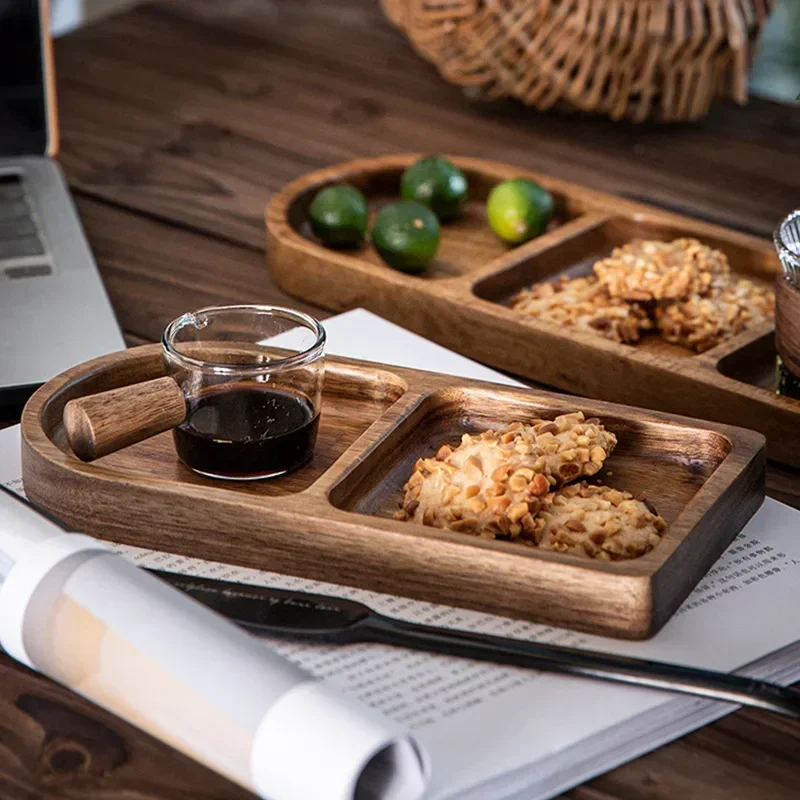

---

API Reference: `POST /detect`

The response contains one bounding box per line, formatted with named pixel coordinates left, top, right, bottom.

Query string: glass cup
left=775, top=210, right=800, bottom=284
left=774, top=211, right=800, bottom=399
left=162, top=305, right=326, bottom=480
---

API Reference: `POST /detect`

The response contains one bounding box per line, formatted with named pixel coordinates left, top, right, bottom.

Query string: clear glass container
left=774, top=209, right=800, bottom=285
left=162, top=305, right=326, bottom=480
left=774, top=211, right=800, bottom=399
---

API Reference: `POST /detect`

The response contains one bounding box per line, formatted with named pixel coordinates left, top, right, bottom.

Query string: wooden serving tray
left=267, top=155, right=794, bottom=466
left=21, top=346, right=764, bottom=639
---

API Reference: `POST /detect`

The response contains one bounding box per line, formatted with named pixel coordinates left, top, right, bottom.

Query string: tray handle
left=63, top=377, right=187, bottom=462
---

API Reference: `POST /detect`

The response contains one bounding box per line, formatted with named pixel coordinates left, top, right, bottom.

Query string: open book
left=3, top=308, right=800, bottom=800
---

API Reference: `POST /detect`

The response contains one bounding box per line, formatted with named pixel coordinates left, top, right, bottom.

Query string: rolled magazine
left=0, top=487, right=428, bottom=800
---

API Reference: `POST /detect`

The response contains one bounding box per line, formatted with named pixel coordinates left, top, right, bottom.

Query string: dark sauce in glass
left=777, top=356, right=800, bottom=400
left=173, top=384, right=319, bottom=479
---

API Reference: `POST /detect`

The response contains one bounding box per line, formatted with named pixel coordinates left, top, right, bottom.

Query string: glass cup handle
left=63, top=377, right=187, bottom=462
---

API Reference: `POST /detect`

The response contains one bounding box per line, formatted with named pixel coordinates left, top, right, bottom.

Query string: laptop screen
left=0, top=0, right=47, bottom=157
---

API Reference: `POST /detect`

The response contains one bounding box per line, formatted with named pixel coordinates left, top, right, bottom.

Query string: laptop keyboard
left=0, top=173, right=52, bottom=276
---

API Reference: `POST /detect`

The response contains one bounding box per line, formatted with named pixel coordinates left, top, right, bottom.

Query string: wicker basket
left=382, top=0, right=774, bottom=122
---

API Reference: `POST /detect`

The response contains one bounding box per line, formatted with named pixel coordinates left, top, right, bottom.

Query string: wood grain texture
left=64, top=376, right=186, bottom=461
left=53, top=0, right=800, bottom=249
left=0, top=652, right=253, bottom=800
left=775, top=275, right=800, bottom=378
left=71, top=196, right=327, bottom=344
left=21, top=345, right=764, bottom=640
left=268, top=154, right=800, bottom=465
left=0, top=0, right=791, bottom=797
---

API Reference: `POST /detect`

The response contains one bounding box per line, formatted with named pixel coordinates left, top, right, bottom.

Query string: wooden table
left=3, top=1, right=800, bottom=797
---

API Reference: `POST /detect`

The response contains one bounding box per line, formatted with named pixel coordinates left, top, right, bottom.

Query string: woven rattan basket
left=382, top=0, right=774, bottom=122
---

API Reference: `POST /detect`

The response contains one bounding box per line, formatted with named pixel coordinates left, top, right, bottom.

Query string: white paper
left=267, top=308, right=524, bottom=387
left=0, top=473, right=428, bottom=800
left=4, top=309, right=800, bottom=800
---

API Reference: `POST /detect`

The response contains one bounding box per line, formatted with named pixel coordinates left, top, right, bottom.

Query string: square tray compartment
left=326, top=384, right=762, bottom=639
left=717, top=332, right=778, bottom=391
left=330, top=387, right=731, bottom=529
left=473, top=215, right=776, bottom=303
left=472, top=215, right=777, bottom=360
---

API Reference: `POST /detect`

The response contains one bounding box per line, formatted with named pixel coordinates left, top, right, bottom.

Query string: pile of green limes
left=307, top=155, right=554, bottom=274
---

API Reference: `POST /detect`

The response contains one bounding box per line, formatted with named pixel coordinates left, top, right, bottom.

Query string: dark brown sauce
left=173, top=384, right=319, bottom=479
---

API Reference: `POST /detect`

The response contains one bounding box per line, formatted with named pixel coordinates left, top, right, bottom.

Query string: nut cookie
left=394, top=412, right=617, bottom=541
left=593, top=238, right=730, bottom=303
left=535, top=482, right=666, bottom=560
left=656, top=279, right=775, bottom=353
left=509, top=275, right=652, bottom=344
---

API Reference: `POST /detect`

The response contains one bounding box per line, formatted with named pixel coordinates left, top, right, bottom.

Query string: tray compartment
left=472, top=215, right=779, bottom=360
left=717, top=332, right=779, bottom=391
left=283, top=159, right=592, bottom=282
left=474, top=215, right=777, bottom=302
left=330, top=387, right=732, bottom=538
left=38, top=355, right=408, bottom=498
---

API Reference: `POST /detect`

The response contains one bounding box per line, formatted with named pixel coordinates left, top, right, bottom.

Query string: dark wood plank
left=53, top=0, right=800, bottom=251
left=74, top=194, right=326, bottom=344
left=0, top=653, right=254, bottom=799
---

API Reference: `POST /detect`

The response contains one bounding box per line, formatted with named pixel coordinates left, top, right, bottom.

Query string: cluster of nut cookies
left=655, top=278, right=775, bottom=353
left=508, top=275, right=653, bottom=345
left=394, top=411, right=666, bottom=560
left=509, top=238, right=774, bottom=352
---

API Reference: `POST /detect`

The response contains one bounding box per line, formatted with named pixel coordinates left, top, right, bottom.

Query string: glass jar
left=162, top=305, right=326, bottom=480
left=774, top=211, right=800, bottom=399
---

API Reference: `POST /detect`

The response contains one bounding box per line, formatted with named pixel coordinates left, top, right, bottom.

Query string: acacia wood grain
left=21, top=344, right=764, bottom=640
left=64, top=376, right=186, bottom=462
left=775, top=275, right=800, bottom=379
left=267, top=154, right=799, bottom=467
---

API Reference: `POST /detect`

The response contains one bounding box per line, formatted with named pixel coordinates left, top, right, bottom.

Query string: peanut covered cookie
left=509, top=275, right=652, bottom=344
left=656, top=279, right=775, bottom=353
left=534, top=482, right=666, bottom=560
left=394, top=412, right=617, bottom=542
left=593, top=238, right=730, bottom=303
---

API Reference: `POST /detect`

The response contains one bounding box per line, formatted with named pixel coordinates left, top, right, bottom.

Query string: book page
left=4, top=424, right=800, bottom=800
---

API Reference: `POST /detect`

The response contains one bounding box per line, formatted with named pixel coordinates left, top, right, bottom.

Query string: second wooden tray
left=267, top=155, right=794, bottom=466
left=21, top=345, right=764, bottom=639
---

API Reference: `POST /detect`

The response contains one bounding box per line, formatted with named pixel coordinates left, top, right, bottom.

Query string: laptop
left=0, top=0, right=124, bottom=406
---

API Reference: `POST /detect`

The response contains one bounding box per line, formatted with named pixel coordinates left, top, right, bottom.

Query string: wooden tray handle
left=63, top=376, right=187, bottom=462
left=775, top=275, right=800, bottom=379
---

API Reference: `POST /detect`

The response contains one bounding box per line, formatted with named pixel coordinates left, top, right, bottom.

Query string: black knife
left=151, top=569, right=800, bottom=721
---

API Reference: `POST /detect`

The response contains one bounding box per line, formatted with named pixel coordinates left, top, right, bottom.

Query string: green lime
left=308, top=184, right=368, bottom=248
left=372, top=201, right=440, bottom=273
left=486, top=178, right=554, bottom=245
left=400, top=156, right=468, bottom=221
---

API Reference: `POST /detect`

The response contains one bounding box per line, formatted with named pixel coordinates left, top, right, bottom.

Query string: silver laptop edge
left=0, top=1, right=125, bottom=393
